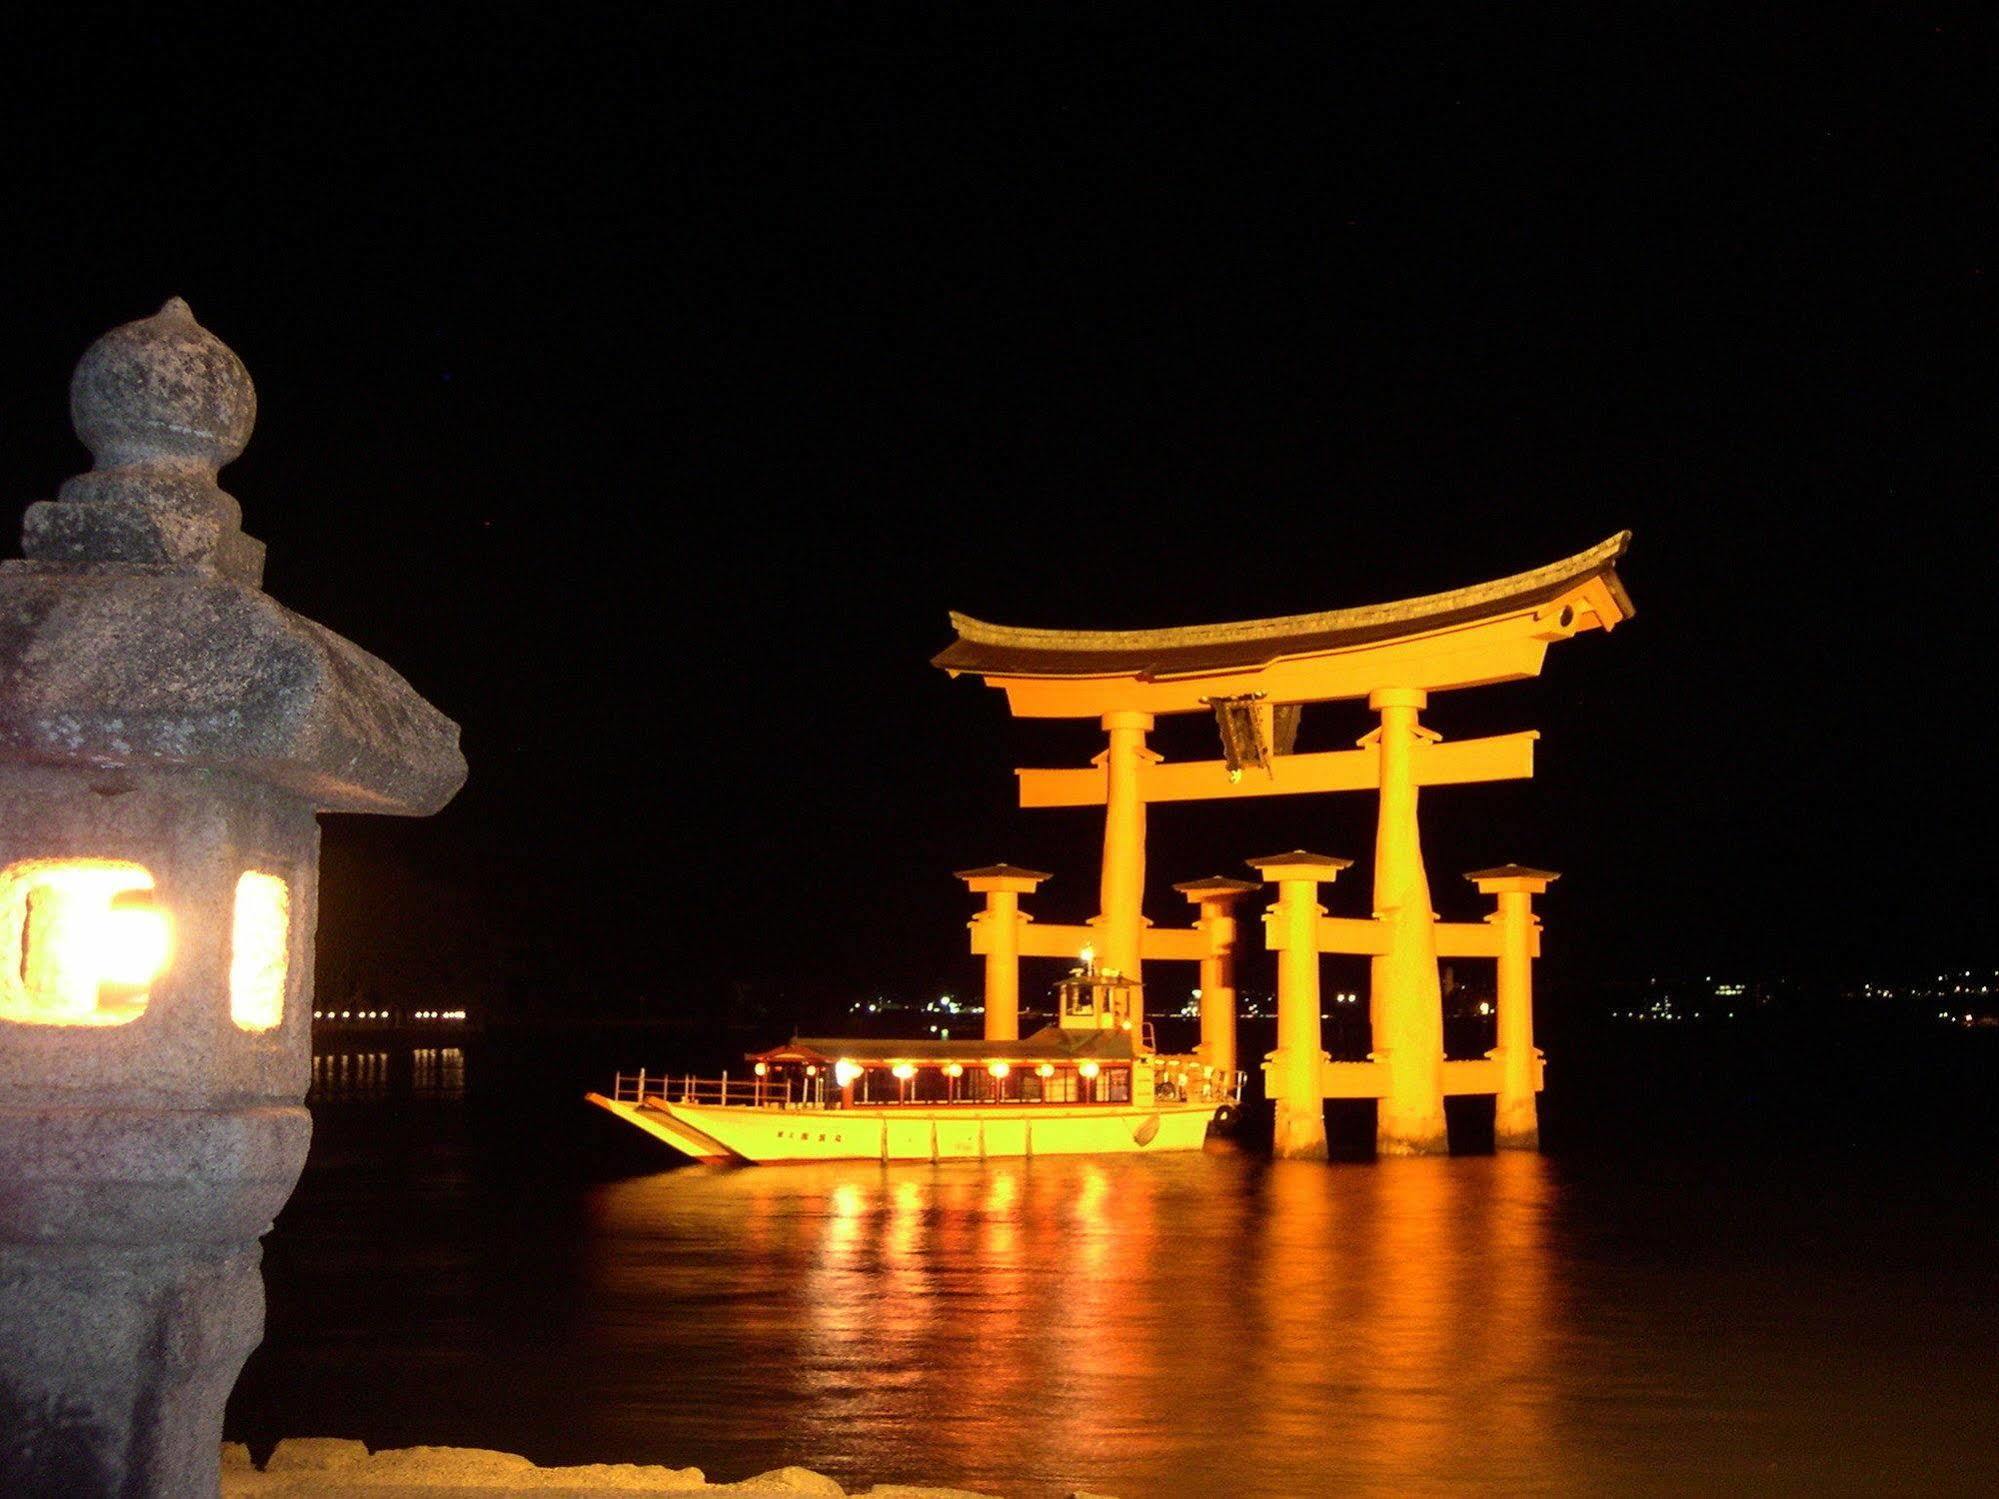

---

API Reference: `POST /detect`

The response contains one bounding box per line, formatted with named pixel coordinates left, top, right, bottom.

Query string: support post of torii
left=1250, top=851, right=1352, bottom=1161
left=1469, top=865, right=1557, bottom=1149
left=955, top=864, right=1051, bottom=1043
left=1174, top=876, right=1259, bottom=1082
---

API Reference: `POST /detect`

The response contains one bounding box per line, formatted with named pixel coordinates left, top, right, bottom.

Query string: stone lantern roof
left=0, top=300, right=466, bottom=814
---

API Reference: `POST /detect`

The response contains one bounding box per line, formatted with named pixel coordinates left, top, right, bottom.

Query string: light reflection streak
left=582, top=1150, right=1563, bottom=1497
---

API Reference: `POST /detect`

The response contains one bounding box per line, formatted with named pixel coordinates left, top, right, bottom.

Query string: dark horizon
left=5, top=10, right=1992, bottom=1022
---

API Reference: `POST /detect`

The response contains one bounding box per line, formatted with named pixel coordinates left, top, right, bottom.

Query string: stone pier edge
left=222, top=1438, right=1122, bottom=1498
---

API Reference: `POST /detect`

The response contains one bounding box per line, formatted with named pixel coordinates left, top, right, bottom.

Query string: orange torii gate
left=936, top=533, right=1635, bottom=1158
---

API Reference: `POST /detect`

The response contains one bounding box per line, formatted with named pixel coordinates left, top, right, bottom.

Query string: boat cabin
left=740, top=963, right=1227, bottom=1110
left=745, top=1027, right=1140, bottom=1109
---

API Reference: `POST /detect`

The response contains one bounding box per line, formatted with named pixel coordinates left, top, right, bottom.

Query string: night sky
left=3, top=10, right=1991, bottom=1018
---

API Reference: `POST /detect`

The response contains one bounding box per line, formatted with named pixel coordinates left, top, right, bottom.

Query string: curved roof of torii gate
left=933, top=532, right=1634, bottom=716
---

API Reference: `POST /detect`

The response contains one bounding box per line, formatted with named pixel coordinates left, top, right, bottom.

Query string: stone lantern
left=0, top=301, right=465, bottom=1495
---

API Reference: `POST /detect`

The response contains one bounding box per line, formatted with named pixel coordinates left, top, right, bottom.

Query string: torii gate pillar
left=1369, top=688, right=1449, bottom=1156
left=1092, top=710, right=1155, bottom=1007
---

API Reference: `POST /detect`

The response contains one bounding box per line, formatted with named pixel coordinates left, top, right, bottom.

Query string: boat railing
left=610, top=1071, right=798, bottom=1108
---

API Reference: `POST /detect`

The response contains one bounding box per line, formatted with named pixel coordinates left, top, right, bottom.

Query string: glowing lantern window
left=229, top=872, right=290, bottom=1033
left=0, top=858, right=165, bottom=1026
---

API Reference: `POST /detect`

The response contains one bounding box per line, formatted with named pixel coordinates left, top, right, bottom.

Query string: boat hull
left=584, top=1092, right=734, bottom=1160
left=599, top=1096, right=1219, bottom=1164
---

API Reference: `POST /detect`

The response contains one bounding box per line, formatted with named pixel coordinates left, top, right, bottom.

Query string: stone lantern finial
left=23, top=297, right=266, bottom=584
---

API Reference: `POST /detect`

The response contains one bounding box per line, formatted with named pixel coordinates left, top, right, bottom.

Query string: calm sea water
left=227, top=1034, right=1999, bottom=1497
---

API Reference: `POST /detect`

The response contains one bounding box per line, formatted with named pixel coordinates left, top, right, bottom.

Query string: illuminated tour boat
left=590, top=961, right=1238, bottom=1163
left=593, top=534, right=1633, bottom=1163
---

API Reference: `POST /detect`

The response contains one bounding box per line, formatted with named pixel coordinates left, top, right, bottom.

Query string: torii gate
left=935, top=533, right=1635, bottom=1158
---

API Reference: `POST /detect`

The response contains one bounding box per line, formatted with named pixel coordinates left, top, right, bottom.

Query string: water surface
left=228, top=1042, right=1999, bottom=1496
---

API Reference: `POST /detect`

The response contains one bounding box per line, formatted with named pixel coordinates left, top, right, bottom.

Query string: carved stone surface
left=0, top=573, right=465, bottom=814
left=0, top=303, right=464, bottom=1497
left=25, top=299, right=262, bottom=582
left=0, top=300, right=465, bottom=816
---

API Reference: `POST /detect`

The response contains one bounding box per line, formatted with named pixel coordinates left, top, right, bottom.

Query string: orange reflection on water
left=1292, top=1151, right=1557, bottom=1490
left=583, top=1147, right=1562, bottom=1497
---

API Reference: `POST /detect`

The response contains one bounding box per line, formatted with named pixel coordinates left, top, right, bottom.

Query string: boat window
left=1033, top=1070, right=1078, bottom=1104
